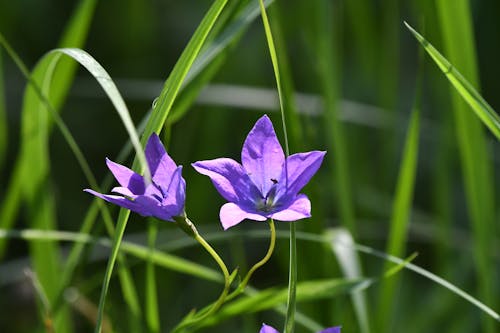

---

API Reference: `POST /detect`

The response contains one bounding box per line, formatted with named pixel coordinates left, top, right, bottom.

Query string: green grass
left=0, top=0, right=499, bottom=332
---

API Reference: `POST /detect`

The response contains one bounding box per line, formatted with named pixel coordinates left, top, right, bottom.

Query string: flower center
left=255, top=179, right=279, bottom=212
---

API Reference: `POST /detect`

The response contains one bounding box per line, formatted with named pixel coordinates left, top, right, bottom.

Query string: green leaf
left=377, top=108, right=420, bottom=330
left=404, top=22, right=500, bottom=140
left=327, top=228, right=371, bottom=333
left=93, top=1, right=229, bottom=331
left=198, top=278, right=370, bottom=329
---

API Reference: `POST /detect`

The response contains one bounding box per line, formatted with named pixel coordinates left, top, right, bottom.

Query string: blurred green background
left=0, top=0, right=498, bottom=332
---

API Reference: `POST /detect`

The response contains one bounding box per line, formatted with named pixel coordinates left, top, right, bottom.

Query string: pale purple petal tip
left=220, top=203, right=266, bottom=230
left=259, top=324, right=280, bottom=333
left=84, top=189, right=147, bottom=215
left=270, top=194, right=311, bottom=221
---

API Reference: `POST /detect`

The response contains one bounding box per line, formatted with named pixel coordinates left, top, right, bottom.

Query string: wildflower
left=84, top=133, right=185, bottom=221
left=260, top=323, right=340, bottom=333
left=193, top=115, right=325, bottom=230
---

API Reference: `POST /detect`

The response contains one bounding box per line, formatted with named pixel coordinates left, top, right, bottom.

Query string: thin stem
left=241, top=219, right=276, bottom=287
left=258, top=1, right=296, bottom=331
left=172, top=231, right=231, bottom=333
left=193, top=232, right=231, bottom=313
left=226, top=219, right=276, bottom=301
left=284, top=222, right=297, bottom=333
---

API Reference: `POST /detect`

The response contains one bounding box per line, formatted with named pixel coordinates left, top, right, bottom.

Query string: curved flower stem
left=172, top=215, right=231, bottom=332
left=192, top=232, right=231, bottom=315
left=226, top=219, right=276, bottom=301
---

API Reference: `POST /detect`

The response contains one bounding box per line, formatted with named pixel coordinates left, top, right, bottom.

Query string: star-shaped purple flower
left=84, top=133, right=185, bottom=222
left=260, top=323, right=341, bottom=333
left=192, top=115, right=326, bottom=230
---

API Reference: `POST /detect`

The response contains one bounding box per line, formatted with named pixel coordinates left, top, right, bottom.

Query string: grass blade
left=146, top=221, right=160, bottom=333
left=0, top=49, right=6, bottom=171
left=404, top=22, right=500, bottom=139
left=0, top=1, right=97, bottom=331
left=257, top=1, right=297, bottom=332
left=377, top=108, right=420, bottom=330
left=433, top=2, right=497, bottom=331
left=198, top=278, right=371, bottom=330
left=291, top=229, right=500, bottom=322
left=93, top=1, right=229, bottom=331
left=142, top=0, right=228, bottom=139
left=327, top=228, right=371, bottom=333
left=50, top=48, right=150, bottom=180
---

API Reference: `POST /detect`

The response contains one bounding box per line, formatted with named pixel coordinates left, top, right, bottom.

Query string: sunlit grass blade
left=283, top=229, right=500, bottom=321
left=0, top=0, right=97, bottom=259
left=433, top=2, right=497, bottom=331
left=198, top=278, right=371, bottom=330
left=327, top=228, right=371, bottom=333
left=0, top=36, right=146, bottom=329
left=169, top=0, right=276, bottom=125
left=142, top=0, right=228, bottom=138
left=0, top=228, right=223, bottom=283
left=51, top=48, right=150, bottom=180
left=146, top=221, right=160, bottom=333
left=0, top=1, right=97, bottom=331
left=94, top=1, right=229, bottom=331
left=404, top=22, right=500, bottom=139
left=184, top=0, right=274, bottom=87
left=0, top=49, right=6, bottom=171
left=257, top=1, right=297, bottom=332
left=377, top=108, right=420, bottom=330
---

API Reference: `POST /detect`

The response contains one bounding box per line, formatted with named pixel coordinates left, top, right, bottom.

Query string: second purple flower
left=84, top=133, right=186, bottom=222
left=193, top=115, right=326, bottom=230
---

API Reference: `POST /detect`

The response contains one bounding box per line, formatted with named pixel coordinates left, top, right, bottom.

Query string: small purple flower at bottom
left=260, top=323, right=341, bottom=333
left=192, top=115, right=326, bottom=230
left=84, top=133, right=185, bottom=222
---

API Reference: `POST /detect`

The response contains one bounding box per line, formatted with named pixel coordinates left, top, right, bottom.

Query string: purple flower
left=260, top=324, right=341, bottom=333
left=192, top=115, right=325, bottom=230
left=84, top=133, right=185, bottom=222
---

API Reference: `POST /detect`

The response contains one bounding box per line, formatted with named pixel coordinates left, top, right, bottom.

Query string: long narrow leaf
left=0, top=49, right=6, bottom=170
left=377, top=108, right=420, bottom=330
left=327, top=228, right=371, bottom=333
left=404, top=22, right=500, bottom=140
left=93, top=1, right=229, bottom=332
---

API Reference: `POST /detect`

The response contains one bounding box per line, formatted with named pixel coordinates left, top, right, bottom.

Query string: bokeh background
left=0, top=0, right=498, bottom=332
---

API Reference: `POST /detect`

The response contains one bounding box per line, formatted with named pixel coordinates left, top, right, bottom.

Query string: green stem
left=258, top=0, right=295, bottom=330
left=193, top=232, right=231, bottom=315
left=284, top=222, right=297, bottom=333
left=226, top=219, right=276, bottom=301
left=172, top=227, right=231, bottom=333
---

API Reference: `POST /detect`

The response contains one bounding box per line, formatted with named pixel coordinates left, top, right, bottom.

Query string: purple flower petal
left=220, top=202, right=267, bottom=230
left=192, top=158, right=260, bottom=204
left=241, top=115, right=285, bottom=196
left=269, top=194, right=311, bottom=221
left=278, top=151, right=326, bottom=198
left=84, top=189, right=150, bottom=216
left=106, top=158, right=145, bottom=194
left=133, top=195, right=177, bottom=221
left=145, top=133, right=177, bottom=189
left=319, top=327, right=341, bottom=333
left=162, top=167, right=185, bottom=210
left=259, top=324, right=280, bottom=333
